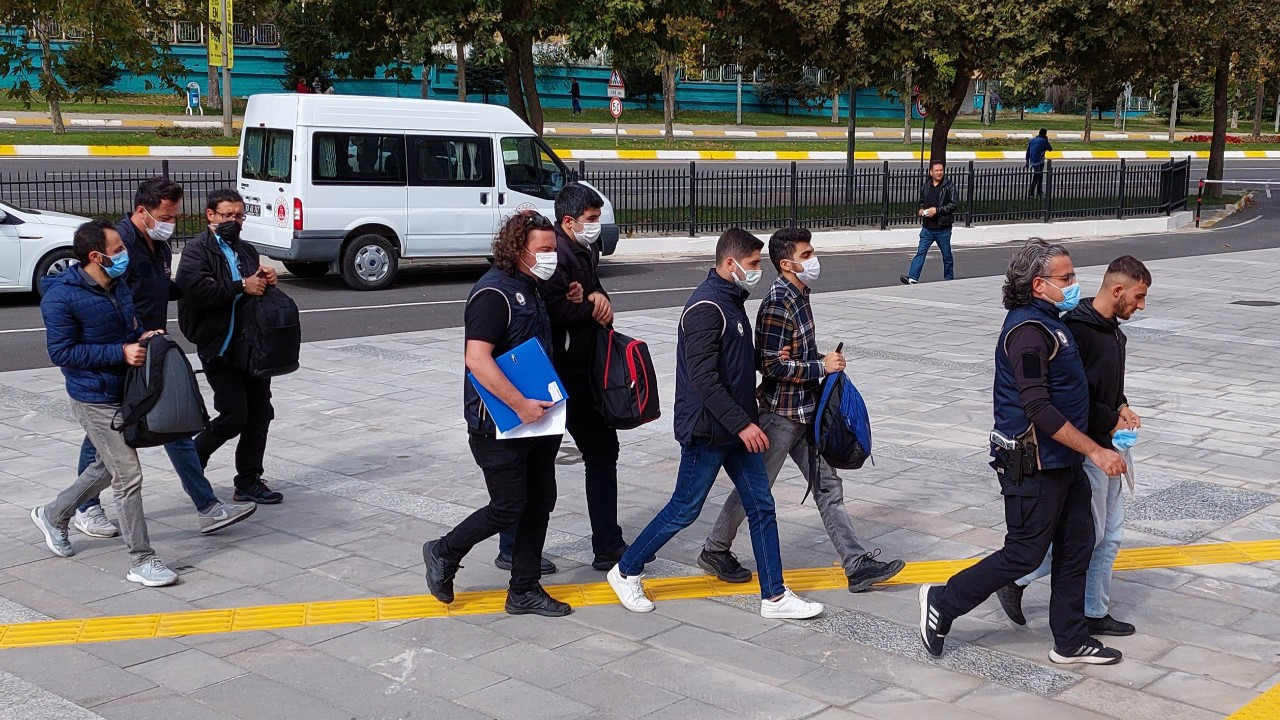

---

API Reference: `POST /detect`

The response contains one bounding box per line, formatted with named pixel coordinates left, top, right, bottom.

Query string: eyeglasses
left=1040, top=273, right=1077, bottom=284
left=212, top=211, right=247, bottom=222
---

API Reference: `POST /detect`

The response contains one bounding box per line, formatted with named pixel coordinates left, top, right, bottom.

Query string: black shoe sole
left=505, top=601, right=573, bottom=617
left=494, top=556, right=559, bottom=575
left=423, top=541, right=455, bottom=604
left=847, top=559, right=907, bottom=593
left=232, top=493, right=283, bottom=505
left=697, top=555, right=752, bottom=584
left=1087, top=623, right=1136, bottom=637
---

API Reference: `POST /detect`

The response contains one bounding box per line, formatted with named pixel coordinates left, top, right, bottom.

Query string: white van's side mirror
left=0, top=209, right=8, bottom=223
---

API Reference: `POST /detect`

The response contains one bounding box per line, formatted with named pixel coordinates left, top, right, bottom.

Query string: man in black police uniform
left=423, top=211, right=571, bottom=617
left=919, top=239, right=1128, bottom=666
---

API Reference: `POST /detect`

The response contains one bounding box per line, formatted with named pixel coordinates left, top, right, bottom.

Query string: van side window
left=408, top=136, right=493, bottom=187
left=242, top=128, right=293, bottom=183
left=500, top=137, right=567, bottom=200
left=313, top=132, right=406, bottom=185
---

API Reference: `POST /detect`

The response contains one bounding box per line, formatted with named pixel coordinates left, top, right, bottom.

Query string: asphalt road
left=1, top=193, right=1274, bottom=372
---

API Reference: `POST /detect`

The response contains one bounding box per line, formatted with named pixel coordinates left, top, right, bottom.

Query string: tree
left=614, top=48, right=664, bottom=110
left=755, top=64, right=821, bottom=116
left=275, top=1, right=335, bottom=91
left=460, top=39, right=506, bottom=103
left=0, top=2, right=184, bottom=133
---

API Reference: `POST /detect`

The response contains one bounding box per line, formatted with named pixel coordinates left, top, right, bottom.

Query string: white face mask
left=526, top=251, right=558, bottom=281
left=792, top=256, right=821, bottom=285
left=731, top=258, right=762, bottom=291
left=575, top=221, right=602, bottom=246
left=145, top=210, right=176, bottom=242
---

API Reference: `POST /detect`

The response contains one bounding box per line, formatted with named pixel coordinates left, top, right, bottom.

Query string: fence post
left=1043, top=159, right=1053, bottom=223
left=1117, top=158, right=1126, bottom=219
left=162, top=159, right=170, bottom=179
left=880, top=160, right=890, bottom=230
left=577, top=160, right=585, bottom=181
left=1195, top=178, right=1204, bottom=227
left=688, top=161, right=698, bottom=238
left=789, top=161, right=799, bottom=228
left=965, top=160, right=975, bottom=227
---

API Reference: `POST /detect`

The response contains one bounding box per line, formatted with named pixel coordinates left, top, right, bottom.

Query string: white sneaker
left=197, top=500, right=256, bottom=534
left=760, top=589, right=824, bottom=619
left=73, top=505, right=119, bottom=538
left=126, top=558, right=179, bottom=587
left=607, top=564, right=654, bottom=613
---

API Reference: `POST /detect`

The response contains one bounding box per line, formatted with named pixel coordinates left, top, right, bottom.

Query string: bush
left=155, top=126, right=223, bottom=140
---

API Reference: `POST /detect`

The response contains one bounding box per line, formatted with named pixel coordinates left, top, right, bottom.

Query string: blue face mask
left=1112, top=428, right=1139, bottom=451
left=1048, top=280, right=1080, bottom=312
left=101, top=250, right=129, bottom=279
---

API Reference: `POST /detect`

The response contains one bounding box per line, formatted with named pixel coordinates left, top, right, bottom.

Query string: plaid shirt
left=756, top=277, right=826, bottom=423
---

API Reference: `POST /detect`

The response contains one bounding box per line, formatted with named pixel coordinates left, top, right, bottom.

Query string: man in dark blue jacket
left=606, top=228, right=824, bottom=620
left=70, top=178, right=255, bottom=538
left=31, top=220, right=178, bottom=587
left=1026, top=129, right=1052, bottom=197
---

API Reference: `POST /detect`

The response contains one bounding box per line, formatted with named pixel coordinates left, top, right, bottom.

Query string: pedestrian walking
left=607, top=228, right=825, bottom=620
left=175, top=190, right=285, bottom=505
left=997, top=255, right=1151, bottom=638
left=424, top=211, right=572, bottom=618
left=69, top=178, right=255, bottom=538
left=1027, top=128, right=1052, bottom=198
left=919, top=239, right=1127, bottom=666
left=31, top=220, right=178, bottom=587
left=494, top=184, right=632, bottom=574
left=901, top=160, right=958, bottom=285
left=699, top=227, right=906, bottom=593
left=571, top=79, right=582, bottom=116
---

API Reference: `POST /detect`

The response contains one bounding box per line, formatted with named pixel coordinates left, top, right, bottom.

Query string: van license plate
left=246, top=203, right=261, bottom=217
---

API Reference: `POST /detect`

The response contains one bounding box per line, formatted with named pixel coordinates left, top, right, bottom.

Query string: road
left=1, top=193, right=1274, bottom=372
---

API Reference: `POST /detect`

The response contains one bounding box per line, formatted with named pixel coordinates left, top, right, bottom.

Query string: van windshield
left=242, top=128, right=294, bottom=183
left=500, top=136, right=567, bottom=200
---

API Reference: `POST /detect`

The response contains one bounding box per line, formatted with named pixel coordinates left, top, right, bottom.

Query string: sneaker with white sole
left=1049, top=638, right=1123, bottom=665
left=126, top=558, right=179, bottom=587
left=607, top=564, right=654, bottom=613
left=30, top=506, right=73, bottom=557
left=73, top=505, right=119, bottom=538
left=197, top=500, right=256, bottom=535
left=760, top=589, right=824, bottom=619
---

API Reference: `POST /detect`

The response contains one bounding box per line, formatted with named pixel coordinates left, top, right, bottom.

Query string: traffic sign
left=915, top=97, right=928, bottom=118
left=208, top=0, right=235, bottom=68
left=609, top=97, right=622, bottom=119
left=607, top=69, right=626, bottom=98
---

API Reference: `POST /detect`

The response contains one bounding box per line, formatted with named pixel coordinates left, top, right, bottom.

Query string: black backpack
left=591, top=328, right=661, bottom=430
left=113, top=335, right=210, bottom=448
left=231, top=285, right=301, bottom=379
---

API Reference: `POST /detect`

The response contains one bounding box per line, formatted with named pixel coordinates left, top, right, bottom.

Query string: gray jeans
left=705, top=411, right=868, bottom=574
left=45, top=399, right=154, bottom=566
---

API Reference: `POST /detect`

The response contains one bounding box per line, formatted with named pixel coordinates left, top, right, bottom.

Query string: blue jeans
left=907, top=226, right=954, bottom=281
left=1017, top=458, right=1125, bottom=618
left=76, top=436, right=219, bottom=514
left=618, top=439, right=785, bottom=599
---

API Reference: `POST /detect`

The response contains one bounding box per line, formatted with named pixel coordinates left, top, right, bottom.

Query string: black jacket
left=1063, top=297, right=1128, bottom=449
left=673, top=271, right=758, bottom=445
left=919, top=178, right=959, bottom=228
left=116, top=214, right=179, bottom=332
left=537, top=227, right=607, bottom=380
left=174, top=228, right=262, bottom=359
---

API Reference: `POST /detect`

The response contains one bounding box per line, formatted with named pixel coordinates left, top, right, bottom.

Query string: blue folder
left=467, top=338, right=568, bottom=433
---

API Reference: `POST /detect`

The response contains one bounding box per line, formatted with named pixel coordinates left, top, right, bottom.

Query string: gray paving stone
left=1143, top=670, right=1263, bottom=714
left=456, top=678, right=594, bottom=720
left=644, top=624, right=820, bottom=685
left=127, top=649, right=247, bottom=694
left=558, top=631, right=647, bottom=666
left=1055, top=678, right=1220, bottom=720
left=471, top=640, right=599, bottom=690
left=639, top=697, right=746, bottom=720
left=90, top=688, right=237, bottom=720
left=0, top=669, right=105, bottom=718
left=555, top=669, right=685, bottom=717
left=187, top=673, right=366, bottom=720
left=1154, top=644, right=1279, bottom=688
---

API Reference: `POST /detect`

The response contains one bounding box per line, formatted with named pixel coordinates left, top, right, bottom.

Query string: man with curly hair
left=423, top=211, right=573, bottom=618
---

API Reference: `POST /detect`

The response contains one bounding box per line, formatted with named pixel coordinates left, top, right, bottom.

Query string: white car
left=0, top=200, right=84, bottom=296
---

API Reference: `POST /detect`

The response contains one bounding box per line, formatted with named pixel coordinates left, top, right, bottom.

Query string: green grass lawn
left=0, top=130, right=239, bottom=146
left=0, top=95, right=248, bottom=117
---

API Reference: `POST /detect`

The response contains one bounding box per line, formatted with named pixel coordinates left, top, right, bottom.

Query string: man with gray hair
left=918, top=239, right=1128, bottom=666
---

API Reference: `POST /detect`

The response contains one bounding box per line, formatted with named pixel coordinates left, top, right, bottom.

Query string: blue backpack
left=806, top=370, right=872, bottom=501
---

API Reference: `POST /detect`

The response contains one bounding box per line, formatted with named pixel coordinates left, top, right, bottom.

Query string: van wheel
left=34, top=248, right=77, bottom=296
left=283, top=261, right=329, bottom=279
left=340, top=234, right=397, bottom=291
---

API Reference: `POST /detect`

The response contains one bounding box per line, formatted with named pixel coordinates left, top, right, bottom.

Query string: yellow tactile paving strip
left=0, top=539, right=1276, bottom=651
left=1229, top=683, right=1280, bottom=719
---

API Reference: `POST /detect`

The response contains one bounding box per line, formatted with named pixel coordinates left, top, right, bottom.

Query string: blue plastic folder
left=467, top=338, right=568, bottom=434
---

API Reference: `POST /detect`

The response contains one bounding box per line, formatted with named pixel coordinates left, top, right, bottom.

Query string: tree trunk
left=830, top=89, right=839, bottom=124
left=516, top=37, right=543, bottom=134
left=1084, top=91, right=1093, bottom=142
left=501, top=38, right=528, bottom=124
left=661, top=53, right=677, bottom=142
left=35, top=27, right=64, bottom=134
left=206, top=34, right=222, bottom=110
left=455, top=40, right=468, bottom=102
left=902, top=69, right=913, bottom=144
left=420, top=57, right=430, bottom=100
left=927, top=68, right=972, bottom=163
left=1230, top=109, right=1238, bottom=130
left=1206, top=47, right=1230, bottom=198
left=1114, top=92, right=1124, bottom=127
left=1252, top=76, right=1265, bottom=139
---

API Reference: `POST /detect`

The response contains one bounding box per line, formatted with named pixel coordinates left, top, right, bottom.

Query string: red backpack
left=591, top=328, right=661, bottom=430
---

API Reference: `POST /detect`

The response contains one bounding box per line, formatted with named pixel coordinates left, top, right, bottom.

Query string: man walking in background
left=1027, top=128, right=1052, bottom=198
left=901, top=160, right=958, bottom=285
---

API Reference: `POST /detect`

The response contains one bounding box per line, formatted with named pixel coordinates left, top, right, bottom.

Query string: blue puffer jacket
left=40, top=267, right=143, bottom=404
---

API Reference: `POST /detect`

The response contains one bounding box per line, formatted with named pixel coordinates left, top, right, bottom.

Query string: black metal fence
left=580, top=158, right=1192, bottom=236
left=0, top=158, right=1190, bottom=245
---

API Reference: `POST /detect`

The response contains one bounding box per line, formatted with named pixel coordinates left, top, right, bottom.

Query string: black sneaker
left=918, top=584, right=951, bottom=657
left=846, top=551, right=906, bottom=593
left=996, top=582, right=1027, bottom=626
left=900, top=275, right=918, bottom=285
left=423, top=539, right=461, bottom=604
left=697, top=549, right=752, bottom=584
left=505, top=586, right=573, bottom=617
left=1049, top=637, right=1123, bottom=665
left=1087, top=614, right=1136, bottom=637
left=233, top=480, right=284, bottom=505
left=591, top=544, right=656, bottom=572
left=494, top=553, right=558, bottom=575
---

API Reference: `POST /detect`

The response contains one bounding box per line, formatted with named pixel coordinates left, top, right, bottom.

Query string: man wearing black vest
left=424, top=211, right=572, bottom=618
left=919, top=239, right=1128, bottom=666
left=607, top=228, right=824, bottom=620
left=494, top=183, right=630, bottom=574
left=175, top=189, right=283, bottom=506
